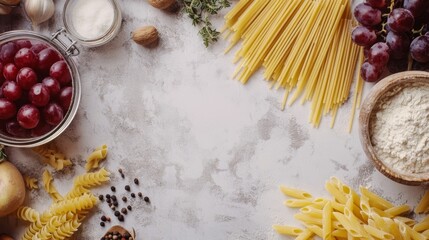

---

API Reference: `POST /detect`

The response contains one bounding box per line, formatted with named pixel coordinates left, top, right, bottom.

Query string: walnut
left=132, top=26, right=160, bottom=48
left=147, top=0, right=177, bottom=12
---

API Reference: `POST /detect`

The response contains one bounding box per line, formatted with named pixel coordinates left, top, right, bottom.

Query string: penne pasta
left=325, top=182, right=347, bottom=204
left=300, top=206, right=323, bottom=218
left=272, top=225, right=304, bottom=236
left=294, top=213, right=322, bottom=226
left=384, top=204, right=411, bottom=217
left=360, top=186, right=394, bottom=210
left=363, top=224, right=394, bottom=239
left=279, top=185, right=312, bottom=199
left=284, top=199, right=313, bottom=208
left=322, top=202, right=332, bottom=240
left=414, top=221, right=429, bottom=232
left=295, top=228, right=313, bottom=240
left=416, top=191, right=429, bottom=214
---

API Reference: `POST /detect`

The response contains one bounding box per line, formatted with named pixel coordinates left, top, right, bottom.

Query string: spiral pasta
left=64, top=185, right=90, bottom=200
left=73, top=167, right=110, bottom=188
left=24, top=176, right=38, bottom=190
left=33, top=144, right=72, bottom=171
left=48, top=193, right=98, bottom=215
left=21, top=220, right=44, bottom=240
left=85, top=144, right=108, bottom=171
left=42, top=170, right=64, bottom=202
left=16, top=207, right=40, bottom=223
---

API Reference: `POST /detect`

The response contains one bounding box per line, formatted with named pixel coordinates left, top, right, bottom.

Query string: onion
left=0, top=160, right=25, bottom=217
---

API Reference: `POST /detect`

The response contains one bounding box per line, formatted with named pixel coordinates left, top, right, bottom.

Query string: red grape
left=50, top=61, right=71, bottom=85
left=361, top=61, right=383, bottom=82
left=16, top=67, right=38, bottom=90
left=30, top=43, right=47, bottom=54
left=38, top=48, right=60, bottom=73
left=43, top=102, right=64, bottom=126
left=0, top=98, right=16, bottom=119
left=15, top=40, right=32, bottom=49
left=386, top=31, right=410, bottom=59
left=14, top=48, right=38, bottom=69
left=351, top=26, right=378, bottom=47
left=404, top=0, right=428, bottom=17
left=0, top=42, right=19, bottom=64
left=0, top=62, right=3, bottom=82
left=410, top=35, right=429, bottom=63
left=365, top=0, right=386, bottom=9
left=2, top=63, right=18, bottom=81
left=354, top=3, right=382, bottom=26
left=2, top=81, right=22, bottom=101
left=28, top=83, right=50, bottom=107
left=387, top=8, right=415, bottom=33
left=59, top=86, right=72, bottom=111
left=42, top=77, right=60, bottom=97
left=387, top=58, right=408, bottom=73
left=30, top=121, right=53, bottom=137
left=5, top=120, right=30, bottom=137
left=17, top=104, right=40, bottom=129
left=368, top=42, right=390, bottom=67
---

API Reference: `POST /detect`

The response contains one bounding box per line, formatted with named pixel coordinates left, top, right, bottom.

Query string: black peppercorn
left=138, top=192, right=143, bottom=197
left=144, top=196, right=150, bottom=203
left=121, top=208, right=127, bottom=214
left=118, top=168, right=123, bottom=174
left=111, top=186, right=116, bottom=192
left=125, top=185, right=130, bottom=191
left=122, top=196, right=127, bottom=202
left=127, top=205, right=132, bottom=210
left=121, top=173, right=125, bottom=179
left=99, top=195, right=104, bottom=201
left=100, top=222, right=105, bottom=227
left=106, top=194, right=111, bottom=199
left=113, top=201, right=118, bottom=207
left=114, top=211, right=120, bottom=217
left=131, top=193, right=136, bottom=198
left=101, top=215, right=107, bottom=222
left=111, top=195, right=117, bottom=201
left=106, top=198, right=111, bottom=204
left=118, top=214, right=124, bottom=222
left=134, top=178, right=139, bottom=185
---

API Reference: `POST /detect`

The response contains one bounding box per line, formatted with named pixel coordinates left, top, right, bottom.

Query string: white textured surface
left=0, top=1, right=426, bottom=239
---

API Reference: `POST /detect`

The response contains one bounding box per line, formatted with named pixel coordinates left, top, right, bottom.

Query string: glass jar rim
left=63, top=0, right=122, bottom=48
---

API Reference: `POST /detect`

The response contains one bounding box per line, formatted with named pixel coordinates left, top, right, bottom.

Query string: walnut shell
left=132, top=26, right=160, bottom=48
left=147, top=0, right=175, bottom=10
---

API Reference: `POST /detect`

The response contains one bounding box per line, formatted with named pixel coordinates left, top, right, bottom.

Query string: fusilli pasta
left=73, top=167, right=110, bottom=188
left=24, top=176, right=38, bottom=190
left=85, top=144, right=108, bottom=171
left=42, top=170, right=63, bottom=202
left=33, top=144, right=72, bottom=171
left=16, top=207, right=40, bottom=223
left=48, top=193, right=98, bottom=215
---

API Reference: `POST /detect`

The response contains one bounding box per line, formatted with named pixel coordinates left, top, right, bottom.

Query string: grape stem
left=412, top=25, right=425, bottom=36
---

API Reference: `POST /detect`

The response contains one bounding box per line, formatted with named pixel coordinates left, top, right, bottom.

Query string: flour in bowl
left=370, top=84, right=429, bottom=174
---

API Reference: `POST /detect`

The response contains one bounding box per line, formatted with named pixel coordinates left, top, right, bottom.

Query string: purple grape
left=410, top=35, right=429, bottom=63
left=365, top=0, right=387, bottom=9
left=404, top=0, right=428, bottom=17
left=361, top=61, right=383, bottom=82
left=387, top=58, right=408, bottom=73
left=387, top=8, right=415, bottom=33
left=386, top=31, right=410, bottom=59
left=354, top=3, right=382, bottom=26
left=351, top=26, right=378, bottom=47
left=368, top=42, right=390, bottom=66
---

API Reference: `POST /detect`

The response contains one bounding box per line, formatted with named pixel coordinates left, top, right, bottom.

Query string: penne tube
left=415, top=191, right=429, bottom=214
left=322, top=202, right=332, bottom=240
left=395, top=216, right=417, bottom=227
left=295, top=229, right=313, bottom=240
left=284, top=199, right=313, bottom=208
left=272, top=225, right=305, bottom=236
left=294, top=213, right=322, bottom=226
left=370, top=207, right=393, bottom=218
left=303, top=223, right=323, bottom=238
left=396, top=218, right=412, bottom=239
left=384, top=205, right=411, bottom=217
left=279, top=185, right=313, bottom=199
left=414, top=221, right=429, bottom=232
left=359, top=186, right=394, bottom=210
left=422, top=229, right=429, bottom=237
left=363, top=224, right=394, bottom=239
left=326, top=182, right=347, bottom=204
left=332, top=229, right=347, bottom=238
left=332, top=212, right=362, bottom=238
left=384, top=218, right=403, bottom=240
left=300, top=206, right=323, bottom=218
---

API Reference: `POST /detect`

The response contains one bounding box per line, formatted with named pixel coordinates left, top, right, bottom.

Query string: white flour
left=370, top=85, right=429, bottom=174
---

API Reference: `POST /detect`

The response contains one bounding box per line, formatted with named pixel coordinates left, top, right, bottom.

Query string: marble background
left=0, top=0, right=426, bottom=239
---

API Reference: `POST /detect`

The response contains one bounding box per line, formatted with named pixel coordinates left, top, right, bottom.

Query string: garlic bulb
left=24, top=0, right=55, bottom=26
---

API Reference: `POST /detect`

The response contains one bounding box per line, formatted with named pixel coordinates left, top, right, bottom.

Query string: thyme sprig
left=182, top=0, right=231, bottom=47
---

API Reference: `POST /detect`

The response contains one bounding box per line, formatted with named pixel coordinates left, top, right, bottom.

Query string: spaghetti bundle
left=223, top=0, right=362, bottom=129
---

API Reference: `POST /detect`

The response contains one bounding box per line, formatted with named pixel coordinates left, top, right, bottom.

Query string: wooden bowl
left=359, top=71, right=429, bottom=185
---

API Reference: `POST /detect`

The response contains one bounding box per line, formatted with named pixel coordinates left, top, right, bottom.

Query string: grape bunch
left=0, top=39, right=73, bottom=138
left=351, top=0, right=429, bottom=82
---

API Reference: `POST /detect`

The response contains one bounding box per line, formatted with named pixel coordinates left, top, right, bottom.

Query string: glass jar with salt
left=63, top=0, right=122, bottom=47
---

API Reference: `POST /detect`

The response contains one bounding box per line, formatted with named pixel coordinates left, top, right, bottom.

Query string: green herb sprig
left=181, top=0, right=231, bottom=47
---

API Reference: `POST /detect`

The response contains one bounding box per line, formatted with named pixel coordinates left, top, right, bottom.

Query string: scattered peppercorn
left=111, top=186, right=116, bottom=192
left=138, top=192, right=143, bottom=197
left=106, top=216, right=111, bottom=222
left=118, top=214, right=124, bottom=222
left=106, top=194, right=111, bottom=199
left=107, top=198, right=111, bottom=204
left=113, top=201, right=118, bottom=207
left=121, top=173, right=125, bottom=178
left=122, top=196, right=127, bottom=202
left=144, top=196, right=150, bottom=203
left=111, top=195, right=117, bottom=201
left=114, top=211, right=120, bottom=217
left=127, top=205, right=132, bottom=210
left=125, top=185, right=130, bottom=191
left=134, top=178, right=139, bottom=185
left=121, top=208, right=127, bottom=214
left=111, top=206, right=116, bottom=210
left=131, top=193, right=136, bottom=198
left=118, top=168, right=123, bottom=174
left=100, top=222, right=105, bottom=227
left=99, top=195, right=104, bottom=201
left=101, top=215, right=107, bottom=222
